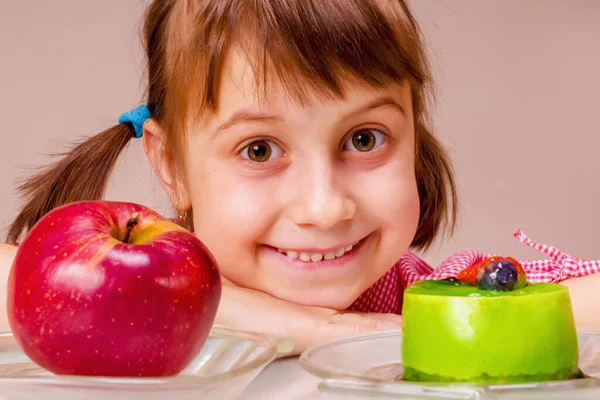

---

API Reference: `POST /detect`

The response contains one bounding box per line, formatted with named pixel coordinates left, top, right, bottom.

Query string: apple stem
left=123, top=212, right=140, bottom=244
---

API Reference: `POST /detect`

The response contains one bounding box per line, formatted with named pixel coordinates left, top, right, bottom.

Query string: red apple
left=7, top=200, right=221, bottom=377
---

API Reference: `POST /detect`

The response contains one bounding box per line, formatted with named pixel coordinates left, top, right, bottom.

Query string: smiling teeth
left=278, top=243, right=358, bottom=262
left=286, top=250, right=298, bottom=259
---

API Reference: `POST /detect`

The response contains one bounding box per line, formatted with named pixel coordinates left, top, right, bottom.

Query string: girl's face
left=181, top=50, right=420, bottom=309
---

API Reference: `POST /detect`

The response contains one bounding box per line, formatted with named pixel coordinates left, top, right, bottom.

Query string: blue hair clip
left=118, top=105, right=151, bottom=138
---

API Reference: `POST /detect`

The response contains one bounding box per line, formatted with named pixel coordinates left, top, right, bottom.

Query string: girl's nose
left=288, top=161, right=356, bottom=230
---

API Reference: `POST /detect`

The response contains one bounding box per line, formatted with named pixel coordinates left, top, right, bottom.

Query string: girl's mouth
left=262, top=234, right=370, bottom=269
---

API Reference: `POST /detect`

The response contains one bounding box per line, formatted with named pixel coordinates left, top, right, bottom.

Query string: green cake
left=401, top=257, right=580, bottom=384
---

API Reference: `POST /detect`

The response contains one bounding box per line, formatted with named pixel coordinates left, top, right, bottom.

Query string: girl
left=1, top=0, right=599, bottom=355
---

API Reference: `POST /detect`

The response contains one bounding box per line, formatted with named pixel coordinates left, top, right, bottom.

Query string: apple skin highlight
left=7, top=200, right=222, bottom=377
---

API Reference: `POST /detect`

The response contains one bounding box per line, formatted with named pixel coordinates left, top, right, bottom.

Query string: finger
left=220, top=275, right=237, bottom=287
left=306, top=312, right=401, bottom=347
left=328, top=312, right=402, bottom=331
left=354, top=312, right=402, bottom=324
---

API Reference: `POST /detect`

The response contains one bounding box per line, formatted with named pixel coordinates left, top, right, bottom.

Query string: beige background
left=1, top=0, right=599, bottom=267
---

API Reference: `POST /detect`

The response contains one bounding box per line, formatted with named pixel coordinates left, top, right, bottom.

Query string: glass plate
left=0, top=325, right=278, bottom=400
left=300, top=328, right=600, bottom=399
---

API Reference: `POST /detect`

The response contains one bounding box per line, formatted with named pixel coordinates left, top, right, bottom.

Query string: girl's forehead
left=212, top=45, right=412, bottom=119
left=170, top=0, right=425, bottom=127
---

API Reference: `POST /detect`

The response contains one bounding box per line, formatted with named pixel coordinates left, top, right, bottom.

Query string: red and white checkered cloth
left=348, top=229, right=600, bottom=314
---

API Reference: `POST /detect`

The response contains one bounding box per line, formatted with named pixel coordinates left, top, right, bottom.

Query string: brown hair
left=6, top=0, right=456, bottom=251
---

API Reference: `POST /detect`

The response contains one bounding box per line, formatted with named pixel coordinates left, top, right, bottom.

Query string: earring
left=177, top=210, right=189, bottom=222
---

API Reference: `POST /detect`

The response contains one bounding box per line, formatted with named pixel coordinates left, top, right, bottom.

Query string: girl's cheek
left=354, top=152, right=418, bottom=218
left=189, top=175, right=280, bottom=277
left=191, top=169, right=279, bottom=252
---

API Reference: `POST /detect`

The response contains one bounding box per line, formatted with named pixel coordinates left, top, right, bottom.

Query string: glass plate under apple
left=300, top=328, right=600, bottom=400
left=0, top=325, right=283, bottom=400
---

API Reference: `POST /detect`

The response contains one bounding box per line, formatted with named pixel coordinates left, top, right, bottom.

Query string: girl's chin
left=265, top=284, right=365, bottom=310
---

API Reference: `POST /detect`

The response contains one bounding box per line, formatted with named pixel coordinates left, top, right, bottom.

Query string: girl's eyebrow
left=352, top=96, right=406, bottom=118
left=213, top=96, right=405, bottom=138
left=214, top=112, right=283, bottom=135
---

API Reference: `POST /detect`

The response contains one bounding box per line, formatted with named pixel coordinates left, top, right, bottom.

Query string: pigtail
left=5, top=124, right=134, bottom=244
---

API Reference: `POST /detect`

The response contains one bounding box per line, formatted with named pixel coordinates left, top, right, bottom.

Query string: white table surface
left=237, top=359, right=418, bottom=400
left=239, top=357, right=326, bottom=400
left=238, top=358, right=600, bottom=400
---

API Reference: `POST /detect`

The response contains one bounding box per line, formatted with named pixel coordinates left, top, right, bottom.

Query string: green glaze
left=402, top=366, right=583, bottom=384
left=401, top=280, right=579, bottom=383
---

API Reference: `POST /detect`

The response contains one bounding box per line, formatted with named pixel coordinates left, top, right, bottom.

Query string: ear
left=142, top=119, right=192, bottom=211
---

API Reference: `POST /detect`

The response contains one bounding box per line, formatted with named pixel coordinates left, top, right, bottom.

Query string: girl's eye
left=344, top=129, right=386, bottom=152
left=240, top=140, right=283, bottom=162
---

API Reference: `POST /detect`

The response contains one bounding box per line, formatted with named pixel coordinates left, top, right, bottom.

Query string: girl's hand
left=561, top=274, right=600, bottom=330
left=216, top=278, right=402, bottom=356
